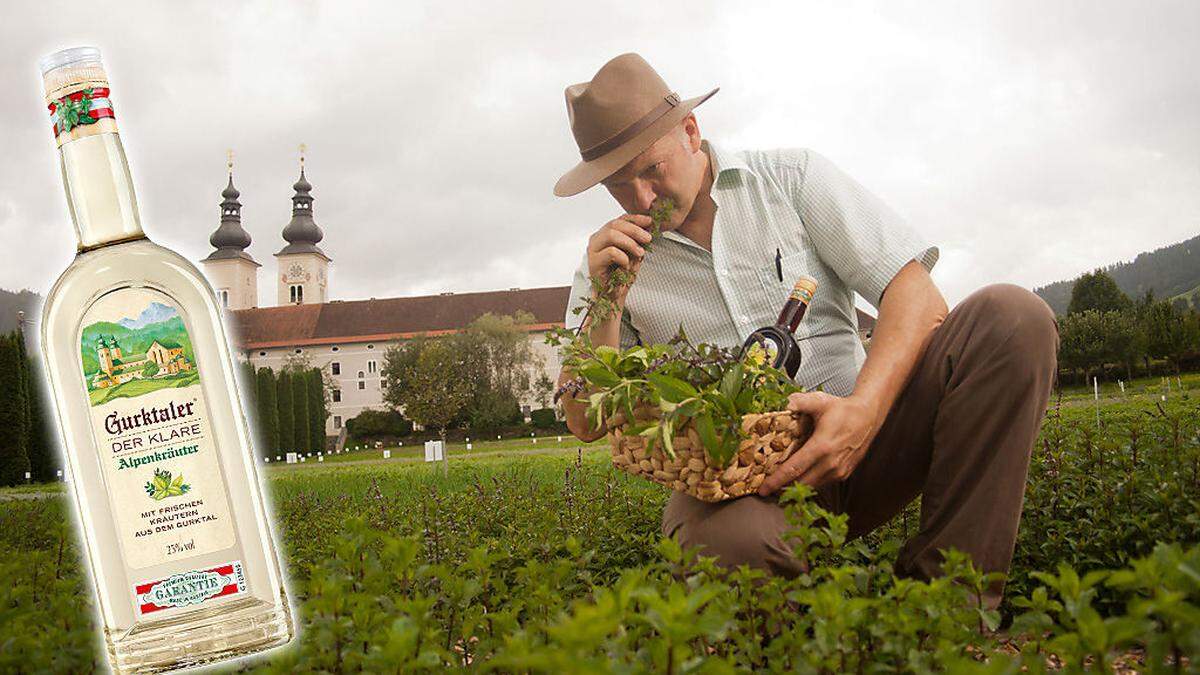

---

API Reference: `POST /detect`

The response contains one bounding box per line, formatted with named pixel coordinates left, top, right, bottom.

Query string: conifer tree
left=276, top=369, right=294, bottom=452
left=0, top=334, right=31, bottom=485
left=308, top=367, right=326, bottom=453
left=291, top=369, right=310, bottom=454
left=255, top=367, right=279, bottom=458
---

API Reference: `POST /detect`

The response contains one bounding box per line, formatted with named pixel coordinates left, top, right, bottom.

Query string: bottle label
left=134, top=561, right=247, bottom=616
left=79, top=287, right=234, bottom=570
left=788, top=286, right=814, bottom=304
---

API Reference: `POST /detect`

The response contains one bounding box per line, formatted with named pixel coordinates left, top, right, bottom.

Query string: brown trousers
left=661, top=284, right=1059, bottom=606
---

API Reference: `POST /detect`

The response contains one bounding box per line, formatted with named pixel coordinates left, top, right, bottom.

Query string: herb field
left=1, top=392, right=1198, bottom=672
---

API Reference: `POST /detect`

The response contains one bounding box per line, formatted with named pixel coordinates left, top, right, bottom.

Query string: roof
left=228, top=286, right=572, bottom=350
left=227, top=285, right=879, bottom=351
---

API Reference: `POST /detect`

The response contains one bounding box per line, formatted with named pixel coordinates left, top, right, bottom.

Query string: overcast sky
left=2, top=0, right=1197, bottom=312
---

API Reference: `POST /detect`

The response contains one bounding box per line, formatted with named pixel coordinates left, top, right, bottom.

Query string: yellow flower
left=744, top=342, right=768, bottom=367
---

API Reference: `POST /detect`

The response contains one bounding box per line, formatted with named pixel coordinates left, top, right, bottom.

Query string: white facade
left=275, top=253, right=329, bottom=306
left=204, top=257, right=259, bottom=310
left=239, top=331, right=563, bottom=436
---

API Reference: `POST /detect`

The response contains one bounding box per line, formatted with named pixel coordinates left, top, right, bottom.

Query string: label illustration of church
left=80, top=299, right=198, bottom=403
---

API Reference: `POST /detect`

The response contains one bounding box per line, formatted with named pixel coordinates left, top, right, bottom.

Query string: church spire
left=203, top=150, right=257, bottom=263
left=277, top=143, right=327, bottom=257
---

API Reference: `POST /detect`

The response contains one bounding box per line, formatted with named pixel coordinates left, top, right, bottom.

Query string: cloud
left=2, top=0, right=1197, bottom=310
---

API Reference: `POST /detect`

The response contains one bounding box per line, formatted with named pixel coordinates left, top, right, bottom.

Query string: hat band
left=579, top=92, right=680, bottom=162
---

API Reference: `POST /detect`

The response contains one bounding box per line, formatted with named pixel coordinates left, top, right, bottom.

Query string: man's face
left=600, top=117, right=705, bottom=231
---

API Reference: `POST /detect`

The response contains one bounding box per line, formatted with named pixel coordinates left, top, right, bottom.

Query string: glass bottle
left=741, top=275, right=818, bottom=378
left=36, top=47, right=294, bottom=673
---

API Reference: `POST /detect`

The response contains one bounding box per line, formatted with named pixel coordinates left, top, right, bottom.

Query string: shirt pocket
left=754, top=249, right=820, bottom=341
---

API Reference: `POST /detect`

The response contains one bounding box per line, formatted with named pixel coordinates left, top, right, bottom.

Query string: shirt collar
left=703, top=139, right=757, bottom=187
left=658, top=140, right=754, bottom=252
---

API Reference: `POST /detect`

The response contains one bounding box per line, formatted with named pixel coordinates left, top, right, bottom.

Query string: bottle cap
left=39, top=46, right=117, bottom=147
left=790, top=275, right=818, bottom=303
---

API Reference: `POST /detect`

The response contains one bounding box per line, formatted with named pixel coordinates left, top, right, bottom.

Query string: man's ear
left=681, top=114, right=702, bottom=152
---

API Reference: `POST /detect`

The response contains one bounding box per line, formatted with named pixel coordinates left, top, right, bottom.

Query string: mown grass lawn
left=291, top=433, right=601, bottom=466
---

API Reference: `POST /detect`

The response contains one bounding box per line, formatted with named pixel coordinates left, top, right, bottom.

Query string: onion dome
left=276, top=164, right=329, bottom=260
left=203, top=167, right=259, bottom=265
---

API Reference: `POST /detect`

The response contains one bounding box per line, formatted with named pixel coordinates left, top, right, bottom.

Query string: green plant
left=572, top=198, right=675, bottom=328
left=4, top=391, right=1199, bottom=672
left=554, top=328, right=801, bottom=466
left=143, top=467, right=189, bottom=500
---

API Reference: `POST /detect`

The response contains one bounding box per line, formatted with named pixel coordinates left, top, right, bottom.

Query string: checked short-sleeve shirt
left=565, top=140, right=939, bottom=398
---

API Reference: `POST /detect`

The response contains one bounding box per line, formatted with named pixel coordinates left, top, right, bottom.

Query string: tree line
left=1057, top=269, right=1200, bottom=384
left=1034, top=232, right=1200, bottom=315
left=242, top=362, right=330, bottom=459
left=0, top=329, right=59, bottom=486
left=380, top=311, right=555, bottom=440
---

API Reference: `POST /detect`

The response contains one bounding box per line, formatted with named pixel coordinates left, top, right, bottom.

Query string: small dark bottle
left=740, top=276, right=818, bottom=378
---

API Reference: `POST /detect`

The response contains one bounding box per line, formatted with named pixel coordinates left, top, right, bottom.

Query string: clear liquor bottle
left=741, top=276, right=818, bottom=378
left=35, top=47, right=294, bottom=673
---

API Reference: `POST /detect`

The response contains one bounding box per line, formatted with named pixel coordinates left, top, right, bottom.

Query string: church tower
left=201, top=151, right=260, bottom=310
left=275, top=144, right=330, bottom=305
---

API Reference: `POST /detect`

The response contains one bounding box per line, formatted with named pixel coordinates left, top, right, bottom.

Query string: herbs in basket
left=552, top=329, right=815, bottom=502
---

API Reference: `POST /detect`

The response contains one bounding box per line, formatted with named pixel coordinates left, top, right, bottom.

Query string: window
left=331, top=362, right=340, bottom=375
left=358, top=381, right=365, bottom=390
left=289, top=284, right=304, bottom=304
left=367, top=344, right=374, bottom=350
left=333, top=415, right=342, bottom=429
left=331, top=346, right=339, bottom=352
left=218, top=289, right=229, bottom=308
left=357, top=371, right=365, bottom=379
left=294, top=348, right=302, bottom=354
left=368, top=360, right=377, bottom=374
left=380, top=377, right=387, bottom=389
left=332, top=389, right=341, bottom=402
left=258, top=351, right=266, bottom=357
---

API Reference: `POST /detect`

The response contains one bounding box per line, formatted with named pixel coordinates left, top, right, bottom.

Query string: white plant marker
left=1093, top=376, right=1100, bottom=429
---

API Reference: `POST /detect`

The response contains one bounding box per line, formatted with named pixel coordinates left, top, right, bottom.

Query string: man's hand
left=757, top=391, right=881, bottom=495
left=587, top=214, right=654, bottom=302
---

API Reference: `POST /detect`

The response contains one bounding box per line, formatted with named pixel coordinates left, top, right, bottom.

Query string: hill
left=0, top=288, right=42, bottom=336
left=1034, top=233, right=1200, bottom=315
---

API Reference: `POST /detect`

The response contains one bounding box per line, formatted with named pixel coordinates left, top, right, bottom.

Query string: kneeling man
left=553, top=53, right=1058, bottom=608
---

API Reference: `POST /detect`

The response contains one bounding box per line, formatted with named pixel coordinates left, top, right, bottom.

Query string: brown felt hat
left=554, top=53, right=718, bottom=197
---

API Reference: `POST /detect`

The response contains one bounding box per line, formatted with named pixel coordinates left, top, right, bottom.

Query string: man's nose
left=632, top=182, right=657, bottom=214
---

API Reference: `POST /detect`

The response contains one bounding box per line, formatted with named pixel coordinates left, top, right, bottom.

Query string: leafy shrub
left=2, top=395, right=1198, bottom=672
left=347, top=409, right=412, bottom=441
left=529, top=407, right=558, bottom=429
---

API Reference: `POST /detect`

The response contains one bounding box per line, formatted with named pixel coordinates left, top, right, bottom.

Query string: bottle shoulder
left=41, top=238, right=217, bottom=342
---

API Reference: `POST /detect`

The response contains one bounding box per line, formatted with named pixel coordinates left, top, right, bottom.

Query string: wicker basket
left=607, top=409, right=815, bottom=502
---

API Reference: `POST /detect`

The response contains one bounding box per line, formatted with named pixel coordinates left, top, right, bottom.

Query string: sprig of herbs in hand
left=550, top=326, right=803, bottom=466
left=572, top=198, right=676, bottom=330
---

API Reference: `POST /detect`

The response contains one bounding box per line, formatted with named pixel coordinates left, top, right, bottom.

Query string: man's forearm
left=849, top=260, right=948, bottom=430
left=559, top=313, right=623, bottom=441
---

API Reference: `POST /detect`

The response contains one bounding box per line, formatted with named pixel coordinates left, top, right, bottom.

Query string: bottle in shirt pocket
left=742, top=275, right=818, bottom=378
